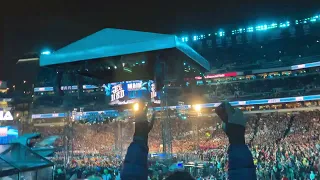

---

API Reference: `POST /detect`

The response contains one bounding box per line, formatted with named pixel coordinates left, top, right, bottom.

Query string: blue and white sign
left=0, top=111, right=13, bottom=121
left=104, top=80, right=156, bottom=105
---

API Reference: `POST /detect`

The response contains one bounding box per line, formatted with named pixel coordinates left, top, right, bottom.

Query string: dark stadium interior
left=1, top=7, right=320, bottom=180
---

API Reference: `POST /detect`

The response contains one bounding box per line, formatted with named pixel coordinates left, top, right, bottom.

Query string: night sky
left=2, top=0, right=319, bottom=84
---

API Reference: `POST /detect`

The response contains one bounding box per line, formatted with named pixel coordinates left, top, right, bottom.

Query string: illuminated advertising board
left=194, top=72, right=238, bottom=80
left=104, top=80, right=160, bottom=105
left=0, top=126, right=18, bottom=144
left=0, top=111, right=13, bottom=121
left=291, top=61, right=320, bottom=70
left=31, top=94, right=320, bottom=119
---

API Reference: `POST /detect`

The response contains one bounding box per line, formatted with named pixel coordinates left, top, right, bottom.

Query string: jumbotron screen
left=104, top=80, right=160, bottom=106
left=0, top=126, right=18, bottom=144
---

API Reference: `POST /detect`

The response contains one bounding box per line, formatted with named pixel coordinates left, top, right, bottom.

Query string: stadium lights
left=41, top=51, right=51, bottom=55
left=133, top=103, right=140, bottom=112
left=193, top=104, right=201, bottom=112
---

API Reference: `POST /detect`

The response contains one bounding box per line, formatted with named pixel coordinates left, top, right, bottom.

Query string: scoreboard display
left=104, top=80, right=160, bottom=106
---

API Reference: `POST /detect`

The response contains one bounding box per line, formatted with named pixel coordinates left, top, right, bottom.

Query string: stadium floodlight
left=41, top=51, right=51, bottom=55
left=193, top=104, right=201, bottom=112
left=133, top=103, right=140, bottom=112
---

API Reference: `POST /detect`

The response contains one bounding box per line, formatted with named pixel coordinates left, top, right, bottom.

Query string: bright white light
left=41, top=51, right=51, bottom=55
left=114, top=66, right=117, bottom=69
left=193, top=104, right=201, bottom=112
left=133, top=103, right=139, bottom=112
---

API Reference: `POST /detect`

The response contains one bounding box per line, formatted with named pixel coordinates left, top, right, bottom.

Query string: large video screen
left=0, top=126, right=18, bottom=144
left=104, top=80, right=160, bottom=105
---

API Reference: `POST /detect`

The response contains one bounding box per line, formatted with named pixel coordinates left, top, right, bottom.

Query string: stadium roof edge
left=40, top=28, right=210, bottom=71
left=175, top=37, right=210, bottom=71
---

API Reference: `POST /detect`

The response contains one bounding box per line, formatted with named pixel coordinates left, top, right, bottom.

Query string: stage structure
left=0, top=143, right=54, bottom=179
left=40, top=28, right=210, bottom=155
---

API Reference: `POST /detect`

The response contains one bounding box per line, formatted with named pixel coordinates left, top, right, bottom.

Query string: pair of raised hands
left=134, top=101, right=247, bottom=144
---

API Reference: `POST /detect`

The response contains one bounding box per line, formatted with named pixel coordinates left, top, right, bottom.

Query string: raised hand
left=217, top=102, right=247, bottom=145
left=134, top=102, right=156, bottom=140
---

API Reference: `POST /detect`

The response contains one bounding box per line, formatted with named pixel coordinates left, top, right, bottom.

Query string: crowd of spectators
left=197, top=34, right=320, bottom=71
left=31, top=66, right=320, bottom=114
left=201, top=67, right=320, bottom=101
left=22, top=109, right=320, bottom=179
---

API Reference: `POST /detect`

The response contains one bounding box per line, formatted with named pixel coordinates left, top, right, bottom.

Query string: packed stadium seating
left=24, top=13, right=320, bottom=179
left=22, top=109, right=320, bottom=179
left=182, top=15, right=320, bottom=71
left=195, top=67, right=320, bottom=101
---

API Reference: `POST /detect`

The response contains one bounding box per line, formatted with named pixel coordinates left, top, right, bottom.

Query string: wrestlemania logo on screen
left=0, top=111, right=14, bottom=121
left=104, top=80, right=160, bottom=105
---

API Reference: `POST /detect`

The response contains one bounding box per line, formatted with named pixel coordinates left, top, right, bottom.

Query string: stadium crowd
left=30, top=66, right=320, bottom=115
left=23, top=108, right=320, bottom=179
left=200, top=67, right=320, bottom=101
left=16, top=12, right=320, bottom=180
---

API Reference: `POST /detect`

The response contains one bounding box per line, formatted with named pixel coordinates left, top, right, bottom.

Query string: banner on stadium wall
left=236, top=35, right=243, bottom=44
left=31, top=94, right=320, bottom=119
left=195, top=72, right=238, bottom=80
left=246, top=33, right=253, bottom=44
left=226, top=36, right=232, bottom=47
left=291, top=61, right=320, bottom=70
left=206, top=39, right=213, bottom=48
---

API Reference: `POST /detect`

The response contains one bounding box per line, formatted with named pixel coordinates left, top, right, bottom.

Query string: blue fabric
left=228, top=144, right=256, bottom=180
left=121, top=136, right=149, bottom=180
